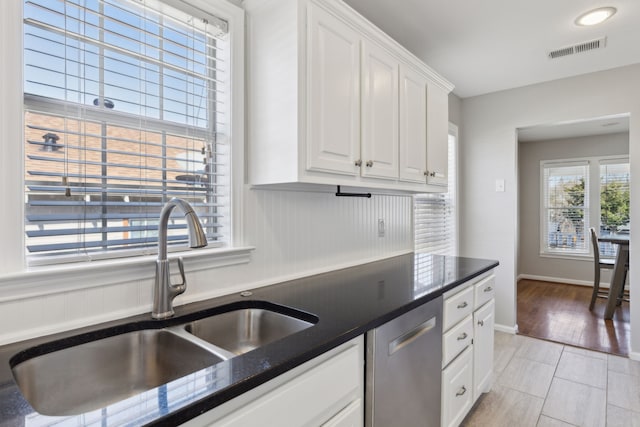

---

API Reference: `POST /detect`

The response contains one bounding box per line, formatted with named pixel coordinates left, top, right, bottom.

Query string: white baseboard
left=517, top=274, right=610, bottom=289
left=629, top=351, right=640, bottom=362
left=494, top=323, right=518, bottom=334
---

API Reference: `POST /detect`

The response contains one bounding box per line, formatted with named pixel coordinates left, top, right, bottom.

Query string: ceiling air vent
left=548, top=37, right=607, bottom=59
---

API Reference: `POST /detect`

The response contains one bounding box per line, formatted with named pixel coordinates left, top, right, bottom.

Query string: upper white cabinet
left=426, top=82, right=449, bottom=186
left=399, top=64, right=428, bottom=183
left=361, top=39, right=399, bottom=180
left=245, top=0, right=454, bottom=192
left=307, top=4, right=361, bottom=176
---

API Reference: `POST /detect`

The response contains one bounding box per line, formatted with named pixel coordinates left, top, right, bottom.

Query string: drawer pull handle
left=484, top=286, right=493, bottom=292
left=457, top=332, right=468, bottom=341
left=478, top=320, right=484, bottom=326
left=456, top=386, right=467, bottom=397
left=457, top=301, right=468, bottom=309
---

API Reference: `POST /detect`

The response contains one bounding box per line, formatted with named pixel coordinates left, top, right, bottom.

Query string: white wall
left=518, top=133, right=629, bottom=284
left=460, top=63, right=640, bottom=357
left=0, top=187, right=413, bottom=344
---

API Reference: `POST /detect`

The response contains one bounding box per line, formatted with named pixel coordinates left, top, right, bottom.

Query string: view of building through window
left=23, top=0, right=229, bottom=264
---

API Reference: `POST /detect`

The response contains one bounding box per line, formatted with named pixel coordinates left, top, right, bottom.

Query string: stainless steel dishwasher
left=366, top=296, right=443, bottom=427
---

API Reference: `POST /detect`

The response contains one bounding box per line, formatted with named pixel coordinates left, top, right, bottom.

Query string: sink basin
left=11, top=329, right=224, bottom=416
left=184, top=307, right=316, bottom=356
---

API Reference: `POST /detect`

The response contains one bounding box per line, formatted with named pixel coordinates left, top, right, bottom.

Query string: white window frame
left=0, top=0, right=248, bottom=297
left=539, top=155, right=629, bottom=260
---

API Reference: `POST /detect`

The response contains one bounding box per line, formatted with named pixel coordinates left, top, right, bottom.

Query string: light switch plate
left=495, top=179, right=505, bottom=192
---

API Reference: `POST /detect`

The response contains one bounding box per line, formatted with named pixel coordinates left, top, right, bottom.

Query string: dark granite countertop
left=0, top=253, right=498, bottom=426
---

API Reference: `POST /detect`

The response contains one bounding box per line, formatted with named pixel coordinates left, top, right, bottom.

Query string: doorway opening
left=516, top=113, right=630, bottom=356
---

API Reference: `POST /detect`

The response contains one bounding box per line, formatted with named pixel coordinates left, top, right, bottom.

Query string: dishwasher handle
left=388, top=316, right=437, bottom=355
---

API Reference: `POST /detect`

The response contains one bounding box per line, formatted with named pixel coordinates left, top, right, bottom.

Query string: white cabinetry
left=441, top=272, right=495, bottom=427
left=183, top=337, right=364, bottom=427
left=399, top=64, right=427, bottom=183
left=441, top=346, right=473, bottom=427
left=307, top=3, right=361, bottom=176
left=473, top=299, right=495, bottom=401
left=361, top=40, right=399, bottom=180
left=426, top=82, right=449, bottom=186
left=245, top=0, right=454, bottom=193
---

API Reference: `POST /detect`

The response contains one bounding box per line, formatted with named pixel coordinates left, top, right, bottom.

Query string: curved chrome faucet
left=152, top=198, right=208, bottom=319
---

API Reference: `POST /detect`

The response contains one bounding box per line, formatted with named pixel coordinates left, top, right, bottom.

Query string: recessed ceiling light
left=575, top=7, right=617, bottom=26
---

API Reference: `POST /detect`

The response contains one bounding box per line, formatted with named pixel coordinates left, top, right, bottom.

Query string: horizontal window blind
left=23, top=0, right=230, bottom=264
left=599, top=161, right=630, bottom=257
left=414, top=133, right=457, bottom=256
left=542, top=162, right=589, bottom=255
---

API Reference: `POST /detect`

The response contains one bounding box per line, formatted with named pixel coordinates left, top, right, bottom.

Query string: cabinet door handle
left=478, top=320, right=484, bottom=326
left=456, top=386, right=467, bottom=397
left=457, top=332, right=468, bottom=341
left=424, top=170, right=429, bottom=176
left=366, top=160, right=373, bottom=167
left=484, top=286, right=493, bottom=292
left=354, top=159, right=362, bottom=167
left=457, top=301, right=468, bottom=309
left=430, top=171, right=437, bottom=177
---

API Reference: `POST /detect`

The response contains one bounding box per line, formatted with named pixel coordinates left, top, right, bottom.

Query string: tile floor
left=462, top=332, right=640, bottom=427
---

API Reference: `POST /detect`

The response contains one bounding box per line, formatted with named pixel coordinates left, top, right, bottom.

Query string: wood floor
left=517, top=279, right=630, bottom=356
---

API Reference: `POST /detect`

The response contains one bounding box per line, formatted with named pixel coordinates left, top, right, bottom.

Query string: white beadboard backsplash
left=0, top=187, right=414, bottom=344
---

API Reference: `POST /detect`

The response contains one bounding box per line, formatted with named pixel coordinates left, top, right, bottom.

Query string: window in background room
left=23, top=0, right=231, bottom=265
left=414, top=129, right=457, bottom=256
left=599, top=160, right=630, bottom=257
left=541, top=162, right=589, bottom=255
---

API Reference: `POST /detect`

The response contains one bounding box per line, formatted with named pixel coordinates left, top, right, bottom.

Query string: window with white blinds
left=414, top=131, right=457, bottom=256
left=599, top=160, right=630, bottom=257
left=23, top=0, right=230, bottom=265
left=541, top=162, right=589, bottom=255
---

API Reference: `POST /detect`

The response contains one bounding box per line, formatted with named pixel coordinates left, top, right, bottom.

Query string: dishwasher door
left=366, top=296, right=443, bottom=427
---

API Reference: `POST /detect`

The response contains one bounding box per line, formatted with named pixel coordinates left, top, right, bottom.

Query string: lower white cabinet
left=473, top=299, right=495, bottom=401
left=441, top=272, right=495, bottom=427
left=441, top=346, right=473, bottom=427
left=183, top=336, right=364, bottom=427
left=322, top=399, right=363, bottom=427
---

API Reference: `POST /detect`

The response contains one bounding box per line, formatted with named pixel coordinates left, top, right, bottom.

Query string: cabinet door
left=361, top=40, right=399, bottom=180
left=399, top=64, right=428, bottom=183
left=473, top=299, right=495, bottom=402
left=307, top=3, right=361, bottom=176
left=426, top=81, right=449, bottom=186
left=441, top=346, right=473, bottom=427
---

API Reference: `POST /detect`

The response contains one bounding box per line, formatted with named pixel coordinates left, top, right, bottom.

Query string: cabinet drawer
left=211, top=344, right=361, bottom=426
left=474, top=275, right=495, bottom=309
left=322, top=399, right=362, bottom=427
left=442, top=315, right=473, bottom=367
left=443, top=286, right=473, bottom=331
left=441, top=346, right=473, bottom=427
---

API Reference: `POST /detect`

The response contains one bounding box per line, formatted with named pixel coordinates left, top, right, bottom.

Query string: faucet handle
left=172, top=257, right=187, bottom=296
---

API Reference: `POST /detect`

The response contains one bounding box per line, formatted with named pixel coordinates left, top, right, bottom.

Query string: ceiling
left=517, top=114, right=629, bottom=142
left=342, top=0, right=640, bottom=98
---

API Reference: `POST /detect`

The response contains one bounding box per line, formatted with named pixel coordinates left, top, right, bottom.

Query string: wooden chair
left=589, top=228, right=628, bottom=310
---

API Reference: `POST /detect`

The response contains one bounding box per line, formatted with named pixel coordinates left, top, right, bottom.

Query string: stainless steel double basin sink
left=10, top=302, right=317, bottom=416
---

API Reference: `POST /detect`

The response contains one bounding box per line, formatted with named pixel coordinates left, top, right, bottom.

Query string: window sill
left=0, top=246, right=254, bottom=303
left=539, top=252, right=593, bottom=262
